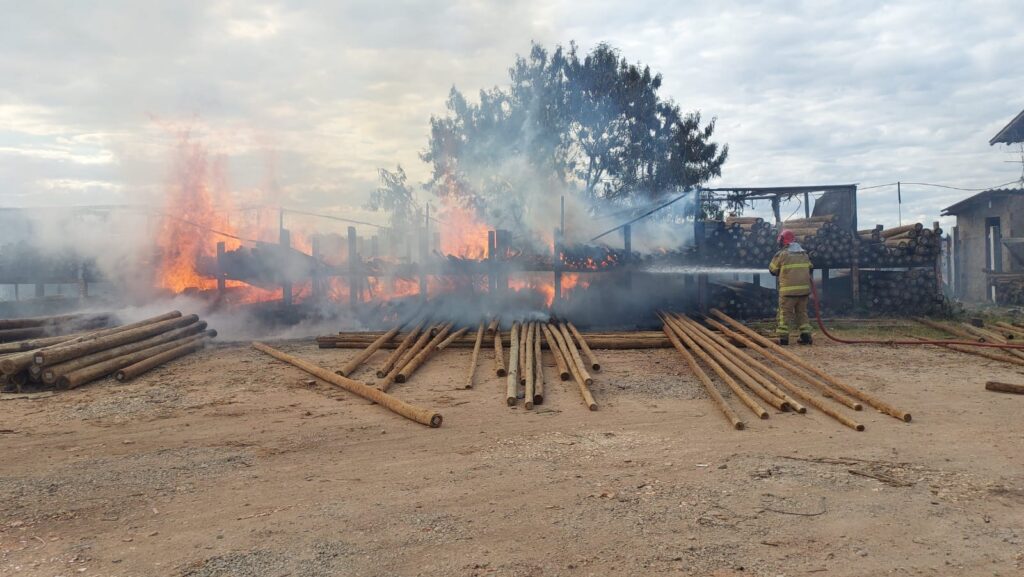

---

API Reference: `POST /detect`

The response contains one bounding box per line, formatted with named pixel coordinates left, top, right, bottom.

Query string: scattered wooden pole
left=519, top=321, right=529, bottom=386
left=925, top=338, right=1024, bottom=367
left=486, top=316, right=500, bottom=336
left=395, top=324, right=454, bottom=384
left=533, top=322, right=544, bottom=405
left=381, top=323, right=443, bottom=391
left=436, top=326, right=470, bottom=350
left=337, top=326, right=400, bottom=377
left=659, top=313, right=768, bottom=419
left=115, top=337, right=210, bottom=382
left=675, top=314, right=805, bottom=412
left=506, top=322, right=521, bottom=406
left=662, top=323, right=744, bottom=430
left=567, top=321, right=601, bottom=370
left=524, top=321, right=536, bottom=409
left=705, top=316, right=863, bottom=411
left=376, top=320, right=425, bottom=378
left=712, top=308, right=911, bottom=422
left=466, top=321, right=485, bottom=389
left=557, top=323, right=593, bottom=386
left=985, top=381, right=1024, bottom=395
left=494, top=329, right=507, bottom=377
left=549, top=323, right=597, bottom=410
left=668, top=316, right=790, bottom=412
left=542, top=324, right=571, bottom=381
left=252, top=342, right=442, bottom=427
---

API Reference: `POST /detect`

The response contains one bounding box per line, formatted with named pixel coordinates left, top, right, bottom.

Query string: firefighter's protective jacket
left=768, top=242, right=812, bottom=296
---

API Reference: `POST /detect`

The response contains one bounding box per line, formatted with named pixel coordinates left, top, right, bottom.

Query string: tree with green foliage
left=420, top=41, right=728, bottom=221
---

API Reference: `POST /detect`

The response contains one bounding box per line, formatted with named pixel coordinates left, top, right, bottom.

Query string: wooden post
left=348, top=226, right=359, bottom=307
left=771, top=196, right=781, bottom=225
left=419, top=206, right=429, bottom=300
left=280, top=228, right=292, bottom=306
left=804, top=192, right=810, bottom=218
left=553, top=227, right=563, bottom=306
left=488, top=230, right=496, bottom=295
left=311, top=235, right=322, bottom=302
left=623, top=224, right=632, bottom=289
left=216, top=241, right=226, bottom=296
left=77, top=262, right=87, bottom=300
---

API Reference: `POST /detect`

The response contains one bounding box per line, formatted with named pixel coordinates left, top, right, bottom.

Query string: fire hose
left=808, top=280, right=1024, bottom=349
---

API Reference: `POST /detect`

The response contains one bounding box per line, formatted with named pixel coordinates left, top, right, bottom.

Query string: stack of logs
left=0, top=310, right=217, bottom=391
left=916, top=317, right=1024, bottom=368
left=662, top=309, right=911, bottom=431
left=0, top=312, right=112, bottom=343
left=704, top=217, right=777, bottom=267
left=857, top=222, right=943, bottom=267
left=709, top=280, right=776, bottom=319
left=780, top=216, right=855, bottom=268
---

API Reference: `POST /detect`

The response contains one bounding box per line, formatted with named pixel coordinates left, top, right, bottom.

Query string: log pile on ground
left=661, top=309, right=911, bottom=431
left=858, top=269, right=941, bottom=315
left=992, top=277, right=1024, bottom=305
left=709, top=280, right=776, bottom=319
left=0, top=310, right=216, bottom=391
left=0, top=312, right=112, bottom=343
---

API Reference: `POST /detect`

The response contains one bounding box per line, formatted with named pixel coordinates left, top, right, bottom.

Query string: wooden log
left=0, top=331, right=96, bottom=355
left=704, top=316, right=863, bottom=411
left=518, top=321, right=528, bottom=386
left=915, top=317, right=982, bottom=341
left=395, top=324, right=454, bottom=384
left=880, top=223, right=923, bottom=238
left=494, top=330, right=507, bottom=377
left=533, top=323, right=544, bottom=405
left=337, top=326, right=400, bottom=377
left=59, top=332, right=211, bottom=389
left=42, top=321, right=208, bottom=385
left=0, top=313, right=101, bottom=330
left=1, top=311, right=183, bottom=375
left=34, top=314, right=197, bottom=367
left=436, top=326, right=470, bottom=350
left=318, top=336, right=672, bottom=349
left=542, top=324, right=571, bottom=381
left=702, top=317, right=865, bottom=430
left=524, top=321, right=536, bottom=409
left=115, top=337, right=209, bottom=382
left=466, top=321, right=485, bottom=389
left=662, top=323, right=744, bottom=430
left=711, top=308, right=911, bottom=422
left=917, top=337, right=1024, bottom=367
left=506, top=322, right=520, bottom=406
left=985, top=381, right=1024, bottom=395
left=659, top=314, right=768, bottom=419
left=252, top=342, right=442, bottom=427
left=667, top=316, right=791, bottom=412
left=486, top=316, right=500, bottom=336
left=376, top=320, right=425, bottom=378
left=567, top=322, right=601, bottom=371
left=381, top=323, right=442, bottom=391
left=676, top=315, right=805, bottom=412
left=994, top=321, right=1024, bottom=339
left=557, top=323, right=593, bottom=386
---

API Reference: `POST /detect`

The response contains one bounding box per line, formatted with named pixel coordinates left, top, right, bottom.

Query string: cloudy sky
left=2, top=0, right=1024, bottom=230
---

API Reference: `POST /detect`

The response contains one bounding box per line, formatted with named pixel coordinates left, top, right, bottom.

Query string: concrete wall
left=955, top=194, right=1024, bottom=302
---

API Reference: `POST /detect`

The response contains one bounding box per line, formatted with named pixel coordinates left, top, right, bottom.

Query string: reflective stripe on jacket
left=769, top=245, right=812, bottom=296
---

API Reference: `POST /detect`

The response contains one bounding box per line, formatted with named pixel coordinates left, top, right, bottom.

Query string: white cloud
left=0, top=0, right=1022, bottom=232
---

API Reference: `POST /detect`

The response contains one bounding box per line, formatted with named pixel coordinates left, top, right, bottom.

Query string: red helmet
left=777, top=229, right=796, bottom=246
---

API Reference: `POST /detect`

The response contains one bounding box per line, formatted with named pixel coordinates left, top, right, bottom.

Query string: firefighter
left=768, top=229, right=813, bottom=345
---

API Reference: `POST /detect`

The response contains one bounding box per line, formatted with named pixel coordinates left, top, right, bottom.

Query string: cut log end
left=533, top=394, right=544, bottom=405
left=733, top=421, right=745, bottom=431
left=524, top=401, right=533, bottom=410
left=853, top=403, right=864, bottom=411
left=591, top=363, right=601, bottom=371
left=584, top=377, right=594, bottom=386
left=496, top=368, right=507, bottom=377
left=855, top=424, right=866, bottom=431
left=901, top=414, right=912, bottom=422
left=394, top=375, right=407, bottom=384
left=559, top=372, right=570, bottom=381
left=587, top=402, right=598, bottom=411
left=375, top=370, right=386, bottom=378
left=429, top=414, right=443, bottom=428
left=506, top=396, right=516, bottom=407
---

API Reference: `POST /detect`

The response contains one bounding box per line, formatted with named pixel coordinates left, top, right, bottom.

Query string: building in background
left=942, top=110, right=1024, bottom=303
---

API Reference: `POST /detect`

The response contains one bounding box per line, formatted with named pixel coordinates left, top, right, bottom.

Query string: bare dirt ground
left=2, top=332, right=1024, bottom=576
